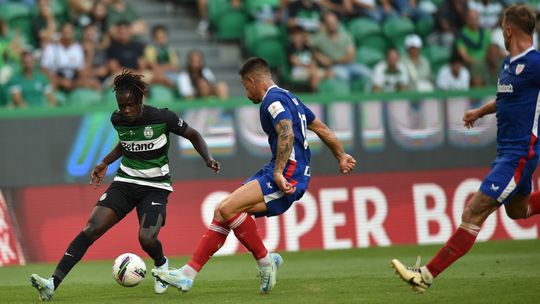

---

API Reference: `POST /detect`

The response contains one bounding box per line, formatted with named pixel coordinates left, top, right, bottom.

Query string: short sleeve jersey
left=111, top=105, right=188, bottom=191
left=496, top=47, right=540, bottom=157
left=260, top=85, right=315, bottom=181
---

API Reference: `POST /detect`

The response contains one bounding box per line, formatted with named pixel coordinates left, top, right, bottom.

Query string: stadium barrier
left=1, top=88, right=539, bottom=265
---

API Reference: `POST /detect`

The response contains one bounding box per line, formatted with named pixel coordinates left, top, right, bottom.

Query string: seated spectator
left=391, top=0, right=431, bottom=22
left=436, top=54, right=470, bottom=91
left=144, top=25, right=179, bottom=88
left=319, top=0, right=353, bottom=19
left=372, top=47, right=409, bottom=92
left=9, top=50, right=56, bottom=107
left=402, top=34, right=433, bottom=92
left=351, top=0, right=396, bottom=22
left=287, top=26, right=324, bottom=91
left=311, top=11, right=370, bottom=89
left=41, top=23, right=85, bottom=92
left=106, top=21, right=147, bottom=77
left=287, top=0, right=322, bottom=32
left=177, top=50, right=228, bottom=100
left=107, top=0, right=147, bottom=38
left=0, top=19, right=24, bottom=85
left=81, top=23, right=109, bottom=86
left=455, top=9, right=491, bottom=87
left=90, top=1, right=110, bottom=44
left=430, top=0, right=468, bottom=49
left=469, top=0, right=503, bottom=30
left=32, top=0, right=57, bottom=49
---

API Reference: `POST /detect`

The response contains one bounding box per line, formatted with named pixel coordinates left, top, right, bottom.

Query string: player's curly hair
left=113, top=70, right=147, bottom=104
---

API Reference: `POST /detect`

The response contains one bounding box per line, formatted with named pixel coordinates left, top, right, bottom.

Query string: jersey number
left=298, top=113, right=308, bottom=149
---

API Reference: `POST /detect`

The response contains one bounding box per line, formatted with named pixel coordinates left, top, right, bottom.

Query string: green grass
left=1, top=240, right=539, bottom=303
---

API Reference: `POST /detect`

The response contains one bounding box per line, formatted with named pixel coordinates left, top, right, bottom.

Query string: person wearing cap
left=402, top=34, right=433, bottom=92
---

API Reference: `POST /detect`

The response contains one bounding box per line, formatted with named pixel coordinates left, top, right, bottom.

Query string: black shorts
left=96, top=181, right=171, bottom=226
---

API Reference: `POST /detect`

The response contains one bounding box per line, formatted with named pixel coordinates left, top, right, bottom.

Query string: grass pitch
left=1, top=240, right=539, bottom=303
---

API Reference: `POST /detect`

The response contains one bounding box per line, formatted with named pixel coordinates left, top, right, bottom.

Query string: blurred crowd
left=0, top=0, right=228, bottom=109
left=188, top=0, right=533, bottom=93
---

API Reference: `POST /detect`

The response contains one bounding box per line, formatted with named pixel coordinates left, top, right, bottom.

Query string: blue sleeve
left=302, top=102, right=316, bottom=124
left=263, top=96, right=293, bottom=127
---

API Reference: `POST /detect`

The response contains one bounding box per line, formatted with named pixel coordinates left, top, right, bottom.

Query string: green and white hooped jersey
left=111, top=105, right=187, bottom=191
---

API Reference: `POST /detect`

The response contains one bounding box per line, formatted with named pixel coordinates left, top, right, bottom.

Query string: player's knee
left=216, top=199, right=235, bottom=220
left=83, top=221, right=106, bottom=239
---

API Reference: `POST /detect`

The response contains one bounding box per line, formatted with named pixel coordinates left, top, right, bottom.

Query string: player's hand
left=339, top=153, right=356, bottom=174
left=463, top=109, right=481, bottom=129
left=274, top=173, right=296, bottom=195
left=89, top=162, right=108, bottom=189
left=207, top=159, right=221, bottom=174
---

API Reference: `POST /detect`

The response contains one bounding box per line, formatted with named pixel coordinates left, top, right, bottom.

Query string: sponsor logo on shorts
left=151, top=201, right=163, bottom=206
left=490, top=183, right=500, bottom=192
left=266, top=182, right=273, bottom=189
left=99, top=193, right=107, bottom=201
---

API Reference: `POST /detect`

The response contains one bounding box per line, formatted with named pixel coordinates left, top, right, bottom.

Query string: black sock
left=141, top=239, right=166, bottom=267
left=52, top=231, right=94, bottom=290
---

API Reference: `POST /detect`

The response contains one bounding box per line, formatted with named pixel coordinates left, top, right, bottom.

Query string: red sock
left=187, top=219, right=230, bottom=272
left=227, top=213, right=268, bottom=260
left=527, top=191, right=540, bottom=217
left=426, top=223, right=480, bottom=278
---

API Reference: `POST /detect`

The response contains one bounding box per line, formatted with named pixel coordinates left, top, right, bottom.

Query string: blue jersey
left=259, top=85, right=315, bottom=183
left=496, top=47, right=540, bottom=157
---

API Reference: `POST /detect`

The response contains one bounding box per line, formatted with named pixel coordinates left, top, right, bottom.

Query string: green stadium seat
left=253, top=38, right=286, bottom=69
left=148, top=85, right=175, bottom=104
left=208, top=0, right=233, bottom=27
left=245, top=0, right=280, bottom=17
left=319, top=79, right=350, bottom=95
left=425, top=44, right=451, bottom=73
left=68, top=88, right=102, bottom=106
left=244, top=22, right=280, bottom=54
left=356, top=46, right=384, bottom=68
left=216, top=10, right=248, bottom=40
left=348, top=18, right=381, bottom=46
left=361, top=35, right=388, bottom=54
left=415, top=16, right=434, bottom=39
left=382, top=17, right=415, bottom=48
left=0, top=2, right=30, bottom=21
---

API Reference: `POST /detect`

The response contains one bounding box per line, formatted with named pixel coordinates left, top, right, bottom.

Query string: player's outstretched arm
left=90, top=142, right=122, bottom=188
left=463, top=99, right=496, bottom=129
left=181, top=126, right=221, bottom=173
left=308, top=118, right=356, bottom=174
left=274, top=119, right=296, bottom=195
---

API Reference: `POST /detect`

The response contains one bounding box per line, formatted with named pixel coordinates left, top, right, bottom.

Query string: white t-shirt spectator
left=177, top=67, right=216, bottom=98
left=436, top=64, right=470, bottom=91
left=372, top=61, right=409, bottom=92
left=469, top=1, right=503, bottom=29
left=41, top=42, right=84, bottom=80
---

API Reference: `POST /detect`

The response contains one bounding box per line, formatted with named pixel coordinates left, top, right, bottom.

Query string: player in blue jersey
left=152, top=57, right=356, bottom=294
left=392, top=4, right=540, bottom=293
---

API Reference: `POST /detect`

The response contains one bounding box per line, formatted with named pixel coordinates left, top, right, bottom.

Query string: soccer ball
left=112, top=253, right=146, bottom=287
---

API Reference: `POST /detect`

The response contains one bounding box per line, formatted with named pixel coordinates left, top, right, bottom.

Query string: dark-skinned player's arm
left=181, top=126, right=221, bottom=174
left=273, top=119, right=296, bottom=195
left=463, top=99, right=496, bottom=129
left=308, top=118, right=356, bottom=174
left=89, top=142, right=122, bottom=188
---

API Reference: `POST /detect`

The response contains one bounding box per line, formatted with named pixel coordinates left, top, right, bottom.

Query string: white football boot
left=152, top=266, right=193, bottom=293
left=391, top=256, right=433, bottom=293
left=259, top=253, right=283, bottom=294
left=154, top=257, right=169, bottom=294
left=30, top=274, right=55, bottom=301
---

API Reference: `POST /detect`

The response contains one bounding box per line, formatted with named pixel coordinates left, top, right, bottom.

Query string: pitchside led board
left=0, top=90, right=539, bottom=264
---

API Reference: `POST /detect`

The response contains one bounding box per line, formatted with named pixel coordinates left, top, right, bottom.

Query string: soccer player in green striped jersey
left=30, top=70, right=220, bottom=301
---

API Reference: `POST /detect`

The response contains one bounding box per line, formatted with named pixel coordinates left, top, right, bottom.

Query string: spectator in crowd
left=372, top=47, right=409, bottom=92
left=177, top=49, right=228, bottom=100
left=287, top=0, right=322, bottom=33
left=351, top=0, right=396, bottom=22
left=81, top=23, right=109, bottom=85
left=41, top=23, right=85, bottom=92
left=455, top=9, right=491, bottom=87
left=391, top=0, right=431, bottom=22
left=32, top=0, right=57, bottom=48
left=436, top=53, right=470, bottom=91
left=287, top=25, right=324, bottom=91
left=67, top=0, right=94, bottom=29
left=319, top=0, right=353, bottom=19
left=0, top=19, right=24, bottom=83
left=106, top=21, right=147, bottom=77
left=402, top=34, right=433, bottom=92
left=144, top=25, right=179, bottom=88
left=469, top=0, right=503, bottom=29
left=311, top=11, right=370, bottom=89
left=431, top=0, right=468, bottom=48
left=90, top=0, right=110, bottom=43
left=9, top=50, right=56, bottom=107
left=107, top=0, right=147, bottom=37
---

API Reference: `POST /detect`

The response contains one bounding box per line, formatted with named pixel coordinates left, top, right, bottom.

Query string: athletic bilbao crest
left=516, top=64, right=525, bottom=75
left=143, top=126, right=153, bottom=139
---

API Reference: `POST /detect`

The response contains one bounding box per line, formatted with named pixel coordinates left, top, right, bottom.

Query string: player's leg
left=136, top=188, right=170, bottom=294
left=504, top=157, right=540, bottom=219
